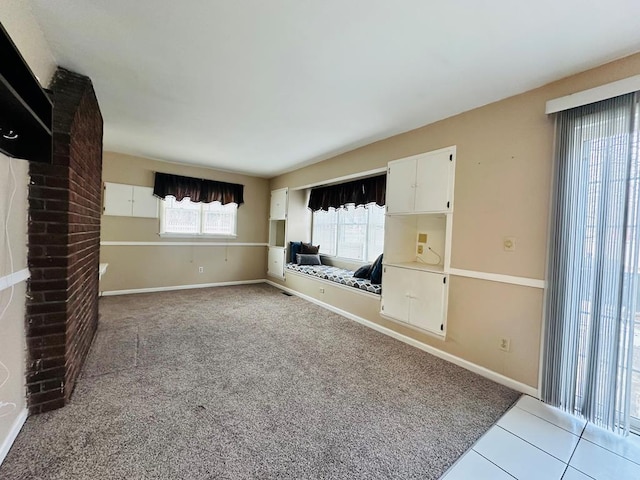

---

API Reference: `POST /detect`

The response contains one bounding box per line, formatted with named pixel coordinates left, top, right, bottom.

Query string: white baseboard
left=0, top=408, right=27, bottom=466
left=265, top=280, right=538, bottom=397
left=101, top=279, right=266, bottom=296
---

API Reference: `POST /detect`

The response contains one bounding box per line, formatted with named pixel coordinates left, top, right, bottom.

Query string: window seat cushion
left=285, top=263, right=382, bottom=295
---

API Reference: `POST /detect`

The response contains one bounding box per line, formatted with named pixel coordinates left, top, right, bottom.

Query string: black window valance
left=153, top=172, right=244, bottom=206
left=307, top=174, right=386, bottom=212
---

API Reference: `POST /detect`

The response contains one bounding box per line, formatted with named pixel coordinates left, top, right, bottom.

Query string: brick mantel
left=26, top=68, right=103, bottom=413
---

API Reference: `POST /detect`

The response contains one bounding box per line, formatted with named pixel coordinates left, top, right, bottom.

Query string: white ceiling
left=29, top=0, right=640, bottom=177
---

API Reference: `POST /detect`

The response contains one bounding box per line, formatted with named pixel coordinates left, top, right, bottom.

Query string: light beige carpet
left=0, top=284, right=519, bottom=479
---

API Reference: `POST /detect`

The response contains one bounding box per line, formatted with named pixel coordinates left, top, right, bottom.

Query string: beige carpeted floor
left=0, top=284, right=519, bottom=479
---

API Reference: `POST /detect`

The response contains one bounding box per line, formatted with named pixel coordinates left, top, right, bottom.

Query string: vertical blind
left=542, top=92, right=640, bottom=434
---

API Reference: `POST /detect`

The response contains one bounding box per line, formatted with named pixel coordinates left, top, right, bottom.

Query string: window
left=312, top=203, right=384, bottom=262
left=160, top=195, right=237, bottom=237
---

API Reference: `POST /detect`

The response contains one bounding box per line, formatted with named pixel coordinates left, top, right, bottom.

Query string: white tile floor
left=441, top=395, right=640, bottom=480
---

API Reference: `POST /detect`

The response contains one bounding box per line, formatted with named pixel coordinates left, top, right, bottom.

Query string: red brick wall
left=26, top=68, right=103, bottom=414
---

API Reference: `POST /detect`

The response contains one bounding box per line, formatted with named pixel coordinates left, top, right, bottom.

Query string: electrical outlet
left=499, top=337, right=511, bottom=352
left=319, top=287, right=325, bottom=293
left=417, top=244, right=424, bottom=254
left=198, top=267, right=204, bottom=273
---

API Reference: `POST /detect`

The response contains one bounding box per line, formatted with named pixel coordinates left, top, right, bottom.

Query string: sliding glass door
left=543, top=91, right=640, bottom=435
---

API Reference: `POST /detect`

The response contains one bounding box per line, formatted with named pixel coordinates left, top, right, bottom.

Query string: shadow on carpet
left=0, top=284, right=520, bottom=479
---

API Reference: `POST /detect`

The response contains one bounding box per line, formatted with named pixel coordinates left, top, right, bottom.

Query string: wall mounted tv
left=0, top=22, right=52, bottom=164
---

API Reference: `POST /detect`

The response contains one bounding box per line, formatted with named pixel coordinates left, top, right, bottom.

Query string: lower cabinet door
left=381, top=265, right=448, bottom=336
left=408, top=271, right=448, bottom=335
left=267, top=247, right=285, bottom=278
left=381, top=265, right=411, bottom=322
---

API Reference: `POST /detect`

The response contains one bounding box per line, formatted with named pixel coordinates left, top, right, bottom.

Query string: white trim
left=99, top=263, right=108, bottom=281
left=158, top=234, right=238, bottom=240
left=449, top=268, right=545, bottom=289
left=101, top=279, right=265, bottom=296
left=265, top=280, right=538, bottom=397
left=100, top=241, right=268, bottom=247
left=291, top=167, right=387, bottom=191
left=545, top=74, right=640, bottom=114
left=0, top=408, right=27, bottom=466
left=0, top=268, right=29, bottom=293
left=284, top=269, right=381, bottom=300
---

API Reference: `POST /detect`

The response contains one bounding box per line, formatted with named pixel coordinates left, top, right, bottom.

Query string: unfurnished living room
left=2, top=1, right=640, bottom=479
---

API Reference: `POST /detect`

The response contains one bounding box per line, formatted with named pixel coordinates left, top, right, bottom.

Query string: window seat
left=285, top=263, right=381, bottom=295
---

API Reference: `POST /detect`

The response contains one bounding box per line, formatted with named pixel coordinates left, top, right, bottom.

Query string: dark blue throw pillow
left=353, top=264, right=372, bottom=278
left=369, top=254, right=384, bottom=285
left=296, top=253, right=322, bottom=265
left=289, top=241, right=302, bottom=263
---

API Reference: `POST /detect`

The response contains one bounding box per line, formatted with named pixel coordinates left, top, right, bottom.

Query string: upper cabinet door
left=270, top=188, right=288, bottom=220
left=414, top=149, right=455, bottom=213
left=386, top=158, right=417, bottom=214
left=132, top=186, right=159, bottom=218
left=103, top=182, right=133, bottom=216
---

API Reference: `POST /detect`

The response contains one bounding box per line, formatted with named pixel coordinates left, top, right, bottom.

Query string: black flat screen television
left=0, top=22, right=52, bottom=164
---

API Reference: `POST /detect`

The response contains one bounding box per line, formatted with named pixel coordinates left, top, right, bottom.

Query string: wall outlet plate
left=499, top=337, right=511, bottom=352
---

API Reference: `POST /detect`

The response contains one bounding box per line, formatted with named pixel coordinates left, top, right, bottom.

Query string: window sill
left=159, top=233, right=238, bottom=239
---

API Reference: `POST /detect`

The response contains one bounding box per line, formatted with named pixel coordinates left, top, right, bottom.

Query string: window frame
left=159, top=195, right=238, bottom=239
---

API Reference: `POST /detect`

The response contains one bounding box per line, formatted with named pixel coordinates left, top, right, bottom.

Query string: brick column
left=26, top=67, right=103, bottom=414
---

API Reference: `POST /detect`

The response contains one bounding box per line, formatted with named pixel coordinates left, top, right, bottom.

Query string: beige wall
left=270, top=52, right=640, bottom=389
left=100, top=152, right=270, bottom=292
left=0, top=0, right=55, bottom=459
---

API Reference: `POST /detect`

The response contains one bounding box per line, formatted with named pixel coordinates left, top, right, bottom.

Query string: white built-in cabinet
left=386, top=148, right=455, bottom=214
left=103, top=182, right=158, bottom=218
left=267, top=188, right=288, bottom=279
left=381, top=146, right=456, bottom=337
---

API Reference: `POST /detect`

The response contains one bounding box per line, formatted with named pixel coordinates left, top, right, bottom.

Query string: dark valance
left=307, top=174, right=386, bottom=212
left=153, top=172, right=244, bottom=206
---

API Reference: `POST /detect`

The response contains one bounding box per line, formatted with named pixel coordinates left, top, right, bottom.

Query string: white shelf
left=384, top=261, right=445, bottom=274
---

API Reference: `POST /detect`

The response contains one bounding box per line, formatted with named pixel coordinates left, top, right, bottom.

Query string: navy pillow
left=369, top=254, right=384, bottom=285
left=353, top=264, right=372, bottom=278
left=289, top=241, right=302, bottom=263
left=296, top=253, right=322, bottom=265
